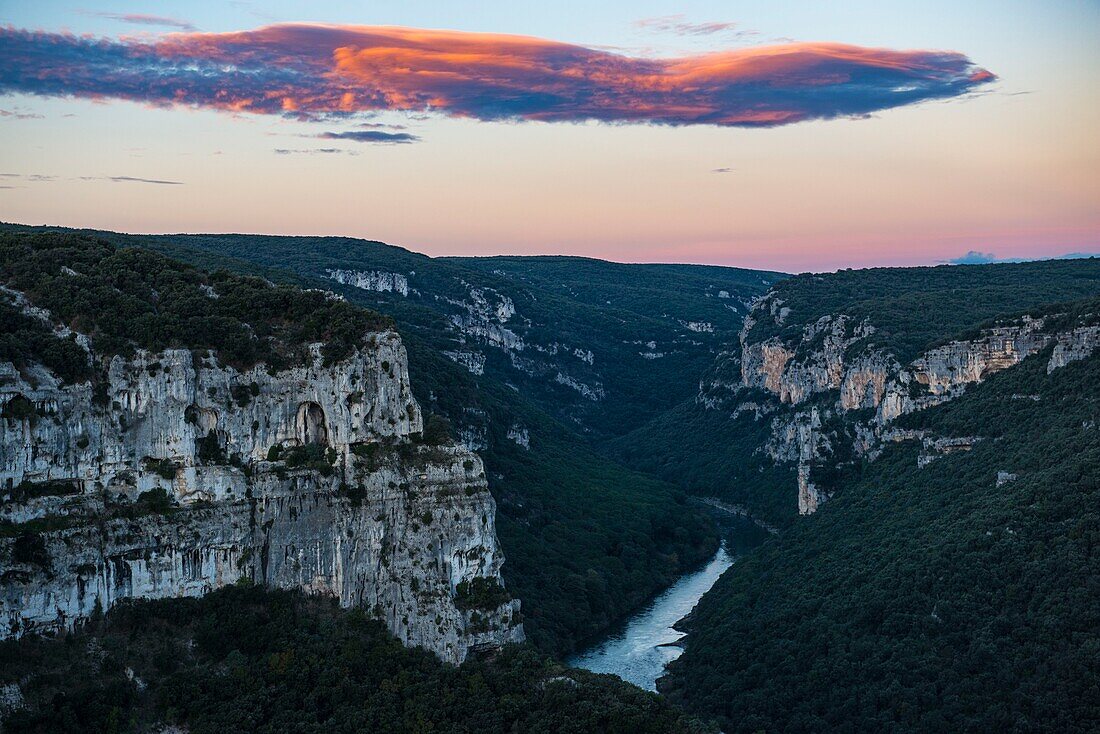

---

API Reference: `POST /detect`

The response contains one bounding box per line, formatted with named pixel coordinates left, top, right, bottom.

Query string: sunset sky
left=1, top=1, right=1098, bottom=272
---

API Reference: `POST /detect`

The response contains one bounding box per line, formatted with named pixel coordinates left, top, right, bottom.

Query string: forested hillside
left=40, top=228, right=780, bottom=439
left=663, top=329, right=1100, bottom=732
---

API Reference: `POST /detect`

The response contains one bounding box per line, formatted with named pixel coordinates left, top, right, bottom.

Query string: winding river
left=567, top=544, right=735, bottom=691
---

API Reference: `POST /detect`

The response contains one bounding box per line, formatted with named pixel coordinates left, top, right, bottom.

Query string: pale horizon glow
left=0, top=1, right=1097, bottom=273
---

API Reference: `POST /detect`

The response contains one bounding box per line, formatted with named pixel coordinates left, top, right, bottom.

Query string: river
left=566, top=544, right=735, bottom=691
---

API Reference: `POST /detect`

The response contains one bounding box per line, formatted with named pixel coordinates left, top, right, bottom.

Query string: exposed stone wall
left=0, top=324, right=522, bottom=663
left=714, top=294, right=1100, bottom=515
left=326, top=268, right=410, bottom=297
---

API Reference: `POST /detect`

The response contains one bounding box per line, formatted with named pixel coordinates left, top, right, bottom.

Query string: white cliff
left=1, top=324, right=522, bottom=663
left=326, top=268, right=410, bottom=297
left=719, top=293, right=1100, bottom=514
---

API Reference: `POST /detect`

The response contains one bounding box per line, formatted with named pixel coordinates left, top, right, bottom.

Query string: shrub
left=195, top=430, right=224, bottom=464
left=283, top=443, right=335, bottom=476
left=12, top=532, right=50, bottom=567
left=143, top=457, right=179, bottom=481
left=422, top=414, right=452, bottom=446
left=134, top=487, right=175, bottom=515
left=454, top=577, right=511, bottom=611
left=2, top=395, right=36, bottom=423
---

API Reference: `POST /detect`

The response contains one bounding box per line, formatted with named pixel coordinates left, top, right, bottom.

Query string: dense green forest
left=9, top=225, right=1099, bottom=732
left=0, top=585, right=713, bottom=734
left=663, top=348, right=1100, bottom=732
left=747, top=258, right=1100, bottom=362
left=612, top=399, right=800, bottom=527
left=0, top=227, right=723, bottom=657
left=0, top=231, right=391, bottom=375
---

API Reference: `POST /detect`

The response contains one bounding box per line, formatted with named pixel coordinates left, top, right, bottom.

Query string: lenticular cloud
left=0, top=23, right=995, bottom=127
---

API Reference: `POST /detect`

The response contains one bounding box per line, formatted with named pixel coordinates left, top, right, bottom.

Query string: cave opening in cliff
left=296, top=402, right=328, bottom=445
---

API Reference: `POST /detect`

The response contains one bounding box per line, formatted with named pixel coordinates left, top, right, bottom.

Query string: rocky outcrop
left=681, top=321, right=714, bottom=333
left=838, top=352, right=894, bottom=411
left=554, top=372, right=606, bottom=401
left=3, top=336, right=418, bottom=498
left=443, top=350, right=486, bottom=376
left=1, top=325, right=522, bottom=663
left=327, top=268, right=410, bottom=297
left=917, top=435, right=982, bottom=467
left=877, top=321, right=1100, bottom=422
left=715, top=294, right=1100, bottom=515
left=740, top=311, right=883, bottom=407
left=1047, top=325, right=1100, bottom=373
left=909, top=317, right=1048, bottom=395
left=506, top=425, right=530, bottom=449
left=764, top=408, right=830, bottom=515
left=740, top=338, right=794, bottom=396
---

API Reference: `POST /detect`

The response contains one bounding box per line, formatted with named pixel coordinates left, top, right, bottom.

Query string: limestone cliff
left=711, top=292, right=1100, bottom=515
left=1, top=314, right=522, bottom=662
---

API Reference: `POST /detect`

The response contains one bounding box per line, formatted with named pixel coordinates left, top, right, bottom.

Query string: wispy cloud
left=318, top=130, right=420, bottom=144
left=3, top=172, right=182, bottom=184
left=1, top=172, right=56, bottom=181
left=78, top=11, right=197, bottom=32
left=0, top=24, right=994, bottom=128
left=273, top=148, right=354, bottom=155
left=77, top=175, right=183, bottom=185
left=0, top=107, right=43, bottom=119
left=108, top=175, right=182, bottom=184
left=711, top=167, right=735, bottom=174
left=634, top=15, right=750, bottom=38
left=356, top=122, right=407, bottom=130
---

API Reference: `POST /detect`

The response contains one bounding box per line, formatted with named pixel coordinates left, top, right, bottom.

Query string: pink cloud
left=0, top=23, right=994, bottom=127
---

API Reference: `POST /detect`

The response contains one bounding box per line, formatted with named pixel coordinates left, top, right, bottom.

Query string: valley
left=2, top=4, right=1094, bottom=730
left=2, top=226, right=1098, bottom=732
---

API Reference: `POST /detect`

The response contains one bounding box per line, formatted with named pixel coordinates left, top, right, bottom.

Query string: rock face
left=1, top=327, right=522, bottom=663
left=326, top=268, right=410, bottom=297
left=741, top=313, right=882, bottom=407
left=712, top=293, right=1100, bottom=515
left=909, top=317, right=1049, bottom=395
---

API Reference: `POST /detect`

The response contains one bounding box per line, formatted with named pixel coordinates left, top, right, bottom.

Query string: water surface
left=567, top=545, right=734, bottom=691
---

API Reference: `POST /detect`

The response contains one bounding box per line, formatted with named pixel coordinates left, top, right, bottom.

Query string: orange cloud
left=0, top=23, right=994, bottom=127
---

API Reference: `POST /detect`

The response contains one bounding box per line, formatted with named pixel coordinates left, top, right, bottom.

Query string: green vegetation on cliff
left=0, top=227, right=726, bottom=657
left=613, top=259, right=1100, bottom=528
left=612, top=400, right=798, bottom=526
left=0, top=232, right=392, bottom=375
left=396, top=331, right=719, bottom=654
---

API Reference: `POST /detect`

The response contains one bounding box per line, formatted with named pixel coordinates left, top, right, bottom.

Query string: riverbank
left=566, top=544, right=736, bottom=691
left=567, top=512, right=771, bottom=691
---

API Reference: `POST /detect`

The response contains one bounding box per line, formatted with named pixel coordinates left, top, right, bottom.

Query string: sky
left=1, top=1, right=1098, bottom=272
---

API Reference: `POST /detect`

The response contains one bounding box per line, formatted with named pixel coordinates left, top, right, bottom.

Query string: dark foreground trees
left=0, top=584, right=714, bottom=734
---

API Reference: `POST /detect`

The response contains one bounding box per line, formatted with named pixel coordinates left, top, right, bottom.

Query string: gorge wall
left=702, top=292, right=1100, bottom=515
left=1, top=315, right=522, bottom=663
